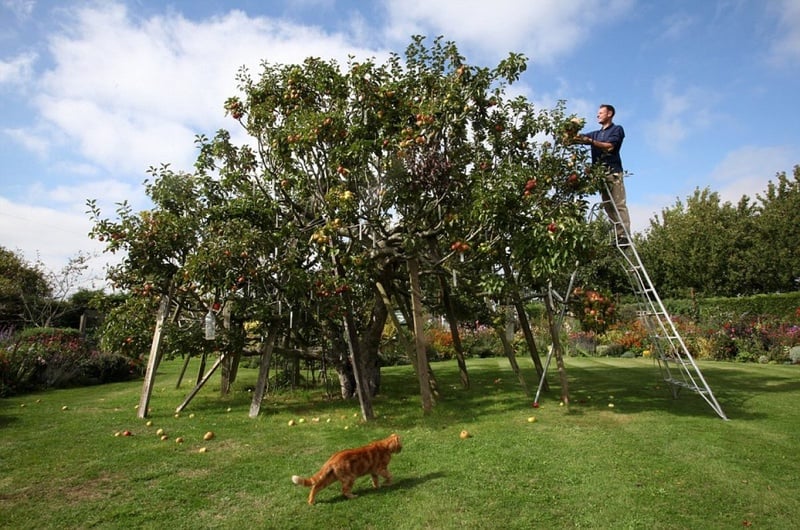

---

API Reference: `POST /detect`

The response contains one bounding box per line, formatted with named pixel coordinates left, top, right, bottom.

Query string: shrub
left=599, top=319, right=649, bottom=356
left=460, top=325, right=502, bottom=358
left=0, top=327, right=142, bottom=396
left=426, top=327, right=455, bottom=360
left=789, top=346, right=800, bottom=364
left=570, top=287, right=616, bottom=334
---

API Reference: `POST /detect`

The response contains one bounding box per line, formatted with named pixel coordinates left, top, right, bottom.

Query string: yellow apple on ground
left=459, top=430, right=471, bottom=439
left=527, top=416, right=537, bottom=423
left=203, top=431, right=215, bottom=441
left=175, top=437, right=184, bottom=444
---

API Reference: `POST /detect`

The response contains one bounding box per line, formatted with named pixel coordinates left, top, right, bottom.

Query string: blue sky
left=1, top=0, right=799, bottom=289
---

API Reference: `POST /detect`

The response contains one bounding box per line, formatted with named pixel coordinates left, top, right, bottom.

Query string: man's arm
left=580, top=135, right=614, bottom=152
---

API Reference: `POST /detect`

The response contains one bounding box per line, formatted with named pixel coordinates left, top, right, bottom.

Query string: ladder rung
left=663, top=378, right=709, bottom=394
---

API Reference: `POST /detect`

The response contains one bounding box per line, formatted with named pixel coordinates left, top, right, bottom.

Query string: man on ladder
left=578, top=104, right=630, bottom=244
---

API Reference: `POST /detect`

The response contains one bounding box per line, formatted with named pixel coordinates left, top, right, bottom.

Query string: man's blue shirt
left=588, top=124, right=625, bottom=173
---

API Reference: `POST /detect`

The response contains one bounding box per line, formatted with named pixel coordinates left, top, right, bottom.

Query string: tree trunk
left=220, top=310, right=244, bottom=396
left=495, top=325, right=530, bottom=397
left=249, top=324, right=279, bottom=418
left=408, top=257, right=434, bottom=413
left=438, top=276, right=470, bottom=389
left=501, top=261, right=547, bottom=390
left=376, top=281, right=439, bottom=397
left=332, top=254, right=374, bottom=421
left=357, top=289, right=389, bottom=397
left=329, top=331, right=356, bottom=399
left=544, top=292, right=570, bottom=404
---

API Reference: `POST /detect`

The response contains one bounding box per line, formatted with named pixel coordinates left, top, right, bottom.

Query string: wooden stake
left=176, top=353, right=225, bottom=413
left=137, top=293, right=170, bottom=419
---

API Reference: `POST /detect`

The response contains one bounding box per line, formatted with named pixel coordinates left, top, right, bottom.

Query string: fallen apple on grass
left=203, top=431, right=215, bottom=441
left=459, top=430, right=471, bottom=439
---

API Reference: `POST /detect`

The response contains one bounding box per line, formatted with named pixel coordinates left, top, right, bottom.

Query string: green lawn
left=1, top=356, right=798, bottom=529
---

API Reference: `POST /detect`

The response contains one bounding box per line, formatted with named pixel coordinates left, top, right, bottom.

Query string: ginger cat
left=291, top=433, right=402, bottom=504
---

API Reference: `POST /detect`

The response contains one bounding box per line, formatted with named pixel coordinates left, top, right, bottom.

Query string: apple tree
left=89, top=35, right=606, bottom=417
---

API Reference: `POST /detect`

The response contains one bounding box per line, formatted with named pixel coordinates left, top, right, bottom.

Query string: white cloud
left=3, top=2, right=395, bottom=286
left=657, top=12, right=696, bottom=41
left=645, top=77, right=719, bottom=154
left=47, top=178, right=147, bottom=212
left=28, top=3, right=385, bottom=176
left=707, top=145, right=796, bottom=204
left=769, top=0, right=800, bottom=64
left=0, top=51, right=36, bottom=85
left=383, top=0, right=634, bottom=62
left=2, top=125, right=48, bottom=156
left=0, top=195, right=114, bottom=289
left=2, top=0, right=34, bottom=21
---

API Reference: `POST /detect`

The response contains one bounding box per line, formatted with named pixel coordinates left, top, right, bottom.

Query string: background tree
left=0, top=247, right=94, bottom=329
left=638, top=188, right=751, bottom=297
left=0, top=247, right=49, bottom=329
left=637, top=166, right=800, bottom=298
left=749, top=166, right=800, bottom=293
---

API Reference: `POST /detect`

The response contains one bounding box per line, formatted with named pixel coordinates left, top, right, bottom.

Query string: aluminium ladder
left=601, top=183, right=727, bottom=420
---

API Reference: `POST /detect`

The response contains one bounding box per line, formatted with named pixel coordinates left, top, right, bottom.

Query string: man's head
left=597, top=104, right=615, bottom=126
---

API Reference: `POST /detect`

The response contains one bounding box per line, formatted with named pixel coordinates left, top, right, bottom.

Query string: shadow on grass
left=546, top=358, right=800, bottom=421
left=144, top=357, right=799, bottom=424
left=0, top=412, right=19, bottom=428
left=315, top=471, right=446, bottom=504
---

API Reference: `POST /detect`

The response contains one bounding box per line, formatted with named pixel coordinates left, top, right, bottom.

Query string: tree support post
left=137, top=292, right=170, bottom=419
left=176, top=353, right=226, bottom=413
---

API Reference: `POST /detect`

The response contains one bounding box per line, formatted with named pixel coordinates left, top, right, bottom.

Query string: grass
left=1, top=356, right=798, bottom=529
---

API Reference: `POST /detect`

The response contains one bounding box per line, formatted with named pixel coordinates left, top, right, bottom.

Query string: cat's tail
left=292, top=466, right=333, bottom=488
left=291, top=475, right=313, bottom=487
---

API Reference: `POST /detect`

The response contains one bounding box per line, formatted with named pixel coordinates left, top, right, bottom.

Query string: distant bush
left=0, top=327, right=143, bottom=397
